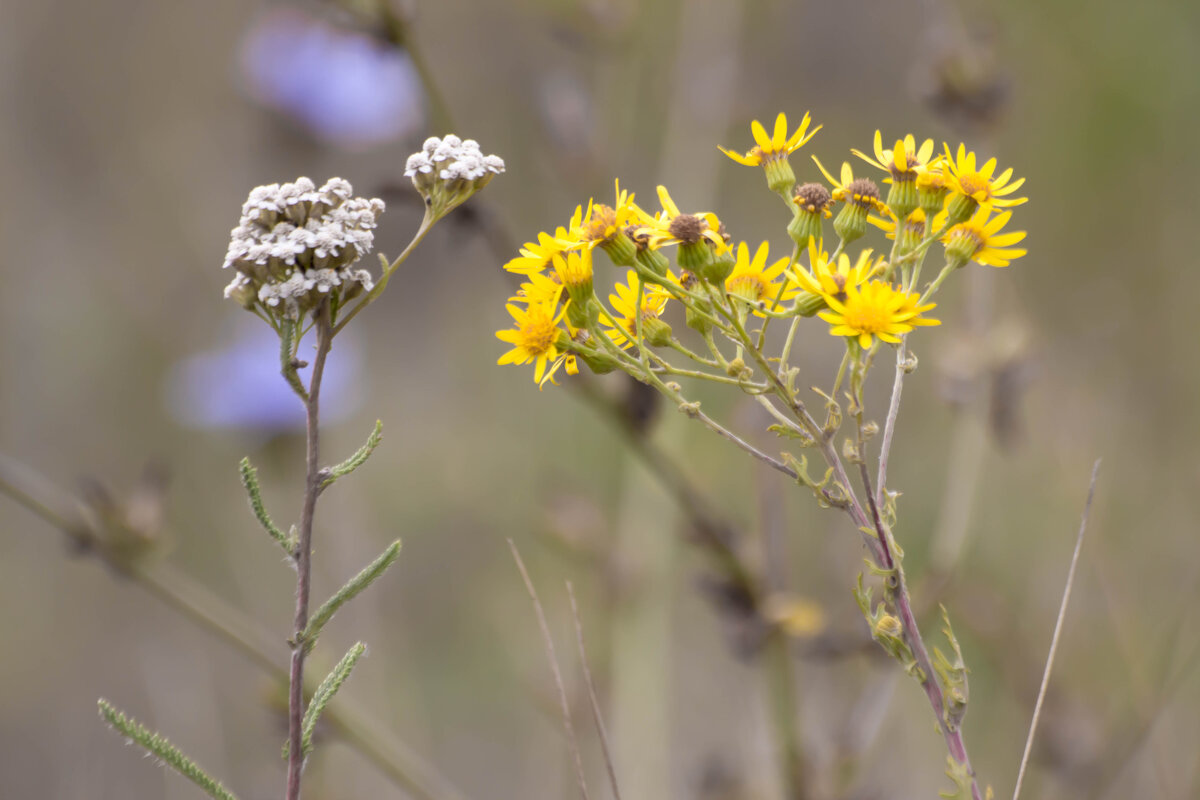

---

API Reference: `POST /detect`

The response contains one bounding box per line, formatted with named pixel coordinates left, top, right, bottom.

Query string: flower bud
left=788, top=183, right=832, bottom=247
left=833, top=178, right=880, bottom=244
left=640, top=315, right=673, bottom=348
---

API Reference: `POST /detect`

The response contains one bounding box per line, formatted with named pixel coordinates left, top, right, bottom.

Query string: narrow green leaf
left=300, top=642, right=367, bottom=757
left=238, top=458, right=293, bottom=555
left=321, top=420, right=384, bottom=490
left=303, top=539, right=401, bottom=648
left=98, top=699, right=239, bottom=800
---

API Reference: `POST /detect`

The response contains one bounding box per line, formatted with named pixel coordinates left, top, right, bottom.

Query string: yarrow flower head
left=222, top=177, right=383, bottom=321
left=405, top=134, right=505, bottom=219
left=719, top=112, right=821, bottom=194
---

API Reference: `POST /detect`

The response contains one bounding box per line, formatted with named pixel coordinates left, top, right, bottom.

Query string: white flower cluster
left=404, top=134, right=505, bottom=184
left=222, top=178, right=384, bottom=319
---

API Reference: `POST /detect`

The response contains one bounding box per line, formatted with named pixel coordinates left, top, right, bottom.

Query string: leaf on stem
left=302, top=539, right=401, bottom=649
left=320, top=420, right=384, bottom=491
left=298, top=642, right=367, bottom=758
left=97, top=699, right=240, bottom=800
left=238, top=458, right=294, bottom=555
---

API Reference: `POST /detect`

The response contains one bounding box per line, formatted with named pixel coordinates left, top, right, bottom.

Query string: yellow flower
left=870, top=207, right=928, bottom=254
left=789, top=240, right=876, bottom=303
left=496, top=300, right=567, bottom=383
left=818, top=280, right=939, bottom=348
left=725, top=241, right=795, bottom=310
left=853, top=132, right=938, bottom=218
left=852, top=131, right=937, bottom=181
left=942, top=208, right=1028, bottom=268
left=579, top=180, right=640, bottom=245
left=551, top=249, right=594, bottom=299
left=942, top=143, right=1026, bottom=217
left=503, top=206, right=586, bottom=275
left=719, top=111, right=821, bottom=167
left=602, top=269, right=673, bottom=349
left=635, top=185, right=728, bottom=252
left=510, top=270, right=564, bottom=307
left=813, top=158, right=888, bottom=214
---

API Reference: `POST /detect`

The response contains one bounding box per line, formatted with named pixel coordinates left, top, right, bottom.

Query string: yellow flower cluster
left=495, top=112, right=1028, bottom=387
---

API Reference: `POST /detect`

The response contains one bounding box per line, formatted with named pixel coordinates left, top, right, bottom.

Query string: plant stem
left=286, top=301, right=334, bottom=800
left=0, top=453, right=466, bottom=800
left=856, top=462, right=982, bottom=800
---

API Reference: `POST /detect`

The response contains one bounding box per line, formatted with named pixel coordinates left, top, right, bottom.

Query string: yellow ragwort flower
left=853, top=132, right=939, bottom=218
left=813, top=158, right=888, bottom=214
left=789, top=239, right=877, bottom=303
left=853, top=131, right=938, bottom=182
left=719, top=112, right=821, bottom=193
left=509, top=270, right=565, bottom=307
left=602, top=269, right=673, bottom=349
left=578, top=180, right=640, bottom=245
left=942, top=144, right=1026, bottom=219
left=503, top=206, right=586, bottom=275
left=942, top=208, right=1028, bottom=268
left=725, top=241, right=795, bottom=310
left=496, top=300, right=566, bottom=384
left=719, top=111, right=821, bottom=167
left=551, top=249, right=594, bottom=298
left=635, top=185, right=728, bottom=252
left=818, top=279, right=939, bottom=348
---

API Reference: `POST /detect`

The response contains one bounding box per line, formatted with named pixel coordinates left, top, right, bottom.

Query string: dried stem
left=286, top=301, right=334, bottom=800
left=566, top=581, right=622, bottom=800
left=875, top=338, right=907, bottom=507
left=1012, top=460, right=1100, bottom=800
left=508, top=541, right=591, bottom=800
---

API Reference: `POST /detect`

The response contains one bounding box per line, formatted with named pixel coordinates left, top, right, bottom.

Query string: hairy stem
left=286, top=301, right=334, bottom=800
left=857, top=462, right=982, bottom=800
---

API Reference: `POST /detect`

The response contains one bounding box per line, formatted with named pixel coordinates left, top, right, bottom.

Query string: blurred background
left=1, top=0, right=1198, bottom=798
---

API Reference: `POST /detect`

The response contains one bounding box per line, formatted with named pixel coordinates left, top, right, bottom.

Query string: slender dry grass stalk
left=566, top=581, right=623, bottom=800
left=1012, top=459, right=1101, bottom=800
left=509, top=540, right=591, bottom=800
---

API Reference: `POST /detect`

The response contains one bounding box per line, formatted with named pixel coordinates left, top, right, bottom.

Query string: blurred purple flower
left=240, top=9, right=425, bottom=149
left=166, top=318, right=363, bottom=432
